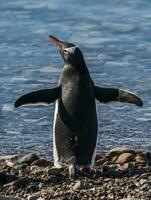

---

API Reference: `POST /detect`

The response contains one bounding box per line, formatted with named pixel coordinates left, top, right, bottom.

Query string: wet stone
left=0, top=172, right=8, bottom=183
left=32, top=167, right=44, bottom=176
left=1, top=148, right=151, bottom=199
left=18, top=154, right=39, bottom=165
left=0, top=172, right=17, bottom=184
left=73, top=179, right=91, bottom=190
left=11, top=177, right=29, bottom=187
left=31, top=159, right=49, bottom=167
left=116, top=153, right=135, bottom=164
left=105, top=147, right=135, bottom=161
left=15, top=164, right=28, bottom=170
left=101, top=164, right=124, bottom=177
left=46, top=167, right=61, bottom=176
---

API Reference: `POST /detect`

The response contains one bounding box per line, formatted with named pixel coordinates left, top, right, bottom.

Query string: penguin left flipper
left=15, top=86, right=61, bottom=108
left=94, top=86, right=143, bottom=107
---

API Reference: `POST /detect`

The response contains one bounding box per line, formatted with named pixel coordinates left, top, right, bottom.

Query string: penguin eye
left=63, top=49, right=69, bottom=54
left=63, top=47, right=76, bottom=55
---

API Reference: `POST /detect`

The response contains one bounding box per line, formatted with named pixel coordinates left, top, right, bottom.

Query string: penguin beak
left=49, top=35, right=62, bottom=49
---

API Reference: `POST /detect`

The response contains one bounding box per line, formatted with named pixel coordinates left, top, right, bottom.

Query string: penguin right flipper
left=15, top=86, right=61, bottom=108
left=94, top=86, right=143, bottom=107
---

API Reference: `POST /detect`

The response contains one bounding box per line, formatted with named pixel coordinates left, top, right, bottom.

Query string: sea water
left=0, top=0, right=151, bottom=157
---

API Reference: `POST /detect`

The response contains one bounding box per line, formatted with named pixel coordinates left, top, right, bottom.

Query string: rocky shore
left=0, top=147, right=151, bottom=200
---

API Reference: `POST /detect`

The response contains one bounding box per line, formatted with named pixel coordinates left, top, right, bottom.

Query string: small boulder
left=31, top=159, right=49, bottom=167
left=31, top=167, right=44, bottom=176
left=46, top=167, right=60, bottom=176
left=116, top=153, right=135, bottom=164
left=8, top=177, right=29, bottom=188
left=134, top=154, right=145, bottom=164
left=0, top=172, right=8, bottom=183
left=105, top=147, right=135, bottom=161
left=102, top=164, right=123, bottom=178
left=18, top=154, right=39, bottom=165
left=0, top=172, right=17, bottom=184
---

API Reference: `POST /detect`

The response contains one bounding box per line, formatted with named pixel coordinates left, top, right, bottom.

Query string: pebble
left=0, top=195, right=21, bottom=200
left=27, top=195, right=38, bottom=200
left=26, top=184, right=39, bottom=193
left=73, top=181, right=81, bottom=190
left=73, top=178, right=91, bottom=190
left=0, top=148, right=151, bottom=200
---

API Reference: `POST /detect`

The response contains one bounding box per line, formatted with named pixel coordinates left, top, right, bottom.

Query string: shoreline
left=0, top=147, right=151, bottom=200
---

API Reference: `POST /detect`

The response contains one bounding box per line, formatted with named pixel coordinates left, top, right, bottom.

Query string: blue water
left=0, top=0, right=151, bottom=157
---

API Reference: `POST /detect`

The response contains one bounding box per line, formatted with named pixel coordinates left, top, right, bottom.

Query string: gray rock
left=31, top=159, right=48, bottom=167
left=31, top=166, right=44, bottom=176
left=11, top=177, right=29, bottom=187
left=0, top=172, right=8, bottom=183
left=102, top=164, right=123, bottom=177
left=18, top=154, right=39, bottom=165
left=0, top=172, right=17, bottom=184
left=46, top=167, right=60, bottom=176
left=105, top=147, right=135, bottom=161
left=116, top=153, right=135, bottom=164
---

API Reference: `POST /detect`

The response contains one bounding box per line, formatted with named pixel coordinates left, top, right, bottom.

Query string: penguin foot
left=69, top=164, right=77, bottom=180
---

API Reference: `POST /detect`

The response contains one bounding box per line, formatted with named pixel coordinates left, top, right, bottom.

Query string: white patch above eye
left=64, top=46, right=76, bottom=54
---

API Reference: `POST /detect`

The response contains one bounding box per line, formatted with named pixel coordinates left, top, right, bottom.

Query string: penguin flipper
left=15, top=86, right=61, bottom=108
left=94, top=86, right=143, bottom=107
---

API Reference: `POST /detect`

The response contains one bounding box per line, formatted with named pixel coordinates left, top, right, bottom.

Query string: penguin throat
left=68, top=50, right=87, bottom=71
left=68, top=58, right=87, bottom=72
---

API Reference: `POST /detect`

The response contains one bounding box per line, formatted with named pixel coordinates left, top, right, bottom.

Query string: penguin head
left=49, top=35, right=86, bottom=68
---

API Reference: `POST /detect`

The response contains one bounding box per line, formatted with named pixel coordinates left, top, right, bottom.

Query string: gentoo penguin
left=15, top=35, right=143, bottom=179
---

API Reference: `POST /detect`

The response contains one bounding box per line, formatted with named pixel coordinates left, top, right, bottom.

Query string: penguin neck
left=65, top=54, right=88, bottom=73
left=61, top=64, right=90, bottom=84
left=64, top=63, right=88, bottom=73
